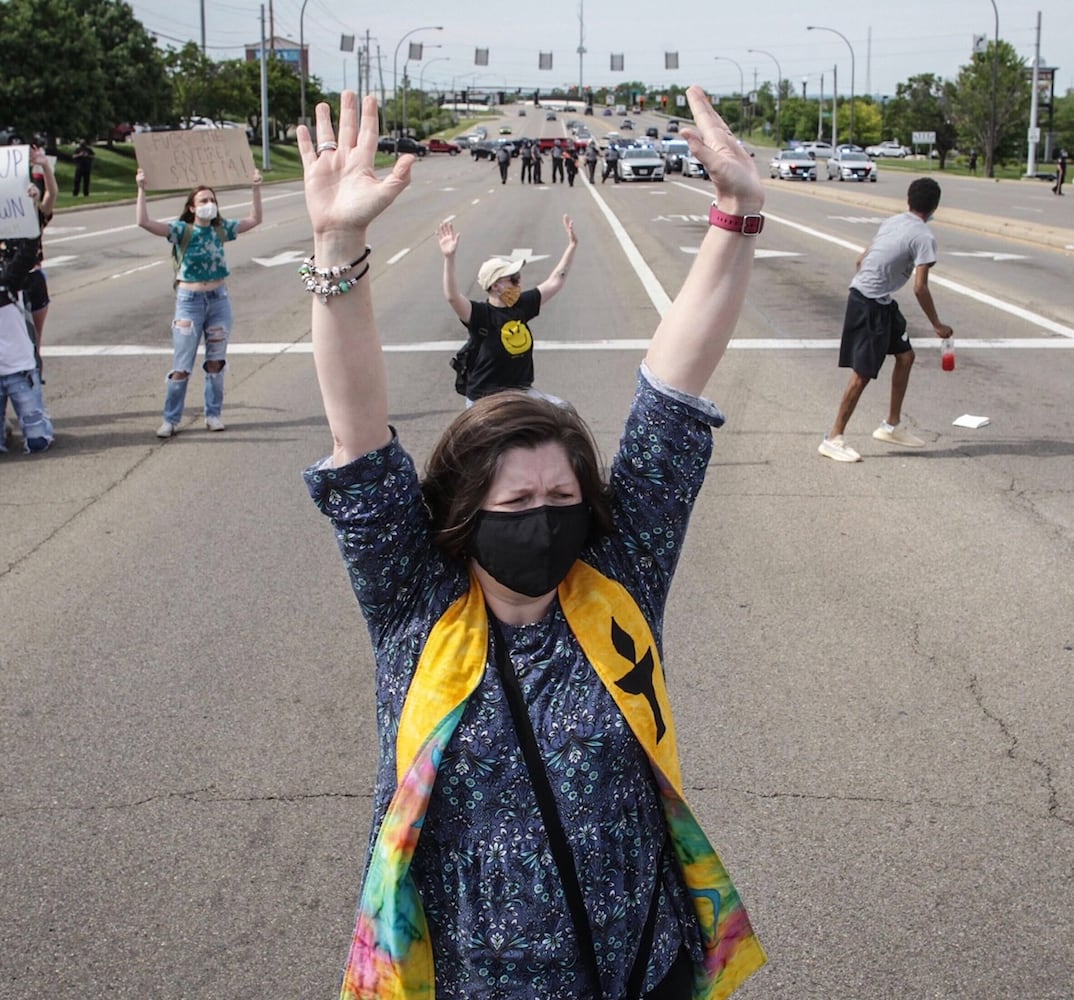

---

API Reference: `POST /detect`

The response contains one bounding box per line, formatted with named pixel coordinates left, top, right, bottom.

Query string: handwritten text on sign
left=0, top=146, right=42, bottom=239
left=133, top=129, right=256, bottom=191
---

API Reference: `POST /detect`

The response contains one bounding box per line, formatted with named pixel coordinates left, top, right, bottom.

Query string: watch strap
left=709, top=201, right=765, bottom=236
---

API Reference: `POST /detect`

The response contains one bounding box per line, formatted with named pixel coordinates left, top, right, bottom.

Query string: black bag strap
left=488, top=616, right=604, bottom=999
left=488, top=617, right=668, bottom=999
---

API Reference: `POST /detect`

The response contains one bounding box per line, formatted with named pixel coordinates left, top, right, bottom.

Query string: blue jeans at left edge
left=0, top=370, right=53, bottom=453
left=164, top=286, right=233, bottom=424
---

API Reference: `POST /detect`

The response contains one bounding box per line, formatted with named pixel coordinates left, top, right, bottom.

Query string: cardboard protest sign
left=0, top=145, right=42, bottom=239
left=133, top=128, right=257, bottom=191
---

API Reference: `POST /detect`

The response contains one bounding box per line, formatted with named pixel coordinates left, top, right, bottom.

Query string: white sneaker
left=156, top=421, right=178, bottom=438
left=205, top=416, right=226, bottom=432
left=873, top=423, right=925, bottom=448
left=818, top=435, right=862, bottom=463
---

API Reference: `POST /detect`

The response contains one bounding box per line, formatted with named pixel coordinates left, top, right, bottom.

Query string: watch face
left=741, top=215, right=764, bottom=235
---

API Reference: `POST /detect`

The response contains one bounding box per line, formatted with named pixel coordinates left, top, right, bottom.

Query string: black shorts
left=838, top=287, right=911, bottom=380
left=24, top=269, right=49, bottom=314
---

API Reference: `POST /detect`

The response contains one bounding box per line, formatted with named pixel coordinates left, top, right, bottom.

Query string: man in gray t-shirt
left=818, top=178, right=954, bottom=463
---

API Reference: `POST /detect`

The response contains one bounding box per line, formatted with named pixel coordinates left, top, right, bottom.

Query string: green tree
left=0, top=0, right=107, bottom=141
left=1049, top=88, right=1073, bottom=160
left=946, top=40, right=1029, bottom=176
left=889, top=74, right=958, bottom=167
left=75, top=0, right=171, bottom=137
left=0, top=0, right=169, bottom=142
left=163, top=42, right=219, bottom=124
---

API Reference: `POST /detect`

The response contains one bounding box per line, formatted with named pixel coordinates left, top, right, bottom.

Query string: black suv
left=376, top=136, right=427, bottom=157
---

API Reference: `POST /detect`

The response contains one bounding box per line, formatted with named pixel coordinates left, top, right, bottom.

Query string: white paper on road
left=952, top=414, right=991, bottom=429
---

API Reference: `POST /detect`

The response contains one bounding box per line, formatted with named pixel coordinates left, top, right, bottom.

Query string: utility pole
left=1025, top=10, right=1041, bottom=177
left=200, top=0, right=206, bottom=54
left=576, top=0, right=586, bottom=98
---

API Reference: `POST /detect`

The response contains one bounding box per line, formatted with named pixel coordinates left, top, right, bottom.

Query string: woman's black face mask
left=469, top=503, right=590, bottom=597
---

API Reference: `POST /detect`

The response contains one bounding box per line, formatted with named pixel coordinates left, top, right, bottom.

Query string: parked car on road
left=659, top=139, right=691, bottom=172
left=427, top=138, right=461, bottom=155
left=376, top=136, right=428, bottom=157
left=827, top=148, right=876, bottom=181
left=616, top=146, right=665, bottom=182
left=682, top=154, right=708, bottom=179
left=769, top=149, right=818, bottom=181
left=865, top=140, right=909, bottom=158
left=797, top=140, right=833, bottom=159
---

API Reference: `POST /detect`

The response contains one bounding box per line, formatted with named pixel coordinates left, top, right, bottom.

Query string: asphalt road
left=2, top=143, right=1073, bottom=999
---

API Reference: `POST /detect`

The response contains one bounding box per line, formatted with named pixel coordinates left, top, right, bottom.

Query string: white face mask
left=194, top=202, right=218, bottom=221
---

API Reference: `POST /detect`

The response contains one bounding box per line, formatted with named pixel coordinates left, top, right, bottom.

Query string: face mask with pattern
left=497, top=283, right=521, bottom=307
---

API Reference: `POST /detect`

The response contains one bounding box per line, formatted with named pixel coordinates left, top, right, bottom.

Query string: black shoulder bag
left=449, top=304, right=489, bottom=397
left=488, top=616, right=663, bottom=1000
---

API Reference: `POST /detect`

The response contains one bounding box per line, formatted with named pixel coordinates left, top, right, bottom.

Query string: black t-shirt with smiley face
left=462, top=288, right=542, bottom=400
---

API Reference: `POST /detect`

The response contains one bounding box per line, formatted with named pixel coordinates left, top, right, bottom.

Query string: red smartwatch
left=708, top=201, right=765, bottom=236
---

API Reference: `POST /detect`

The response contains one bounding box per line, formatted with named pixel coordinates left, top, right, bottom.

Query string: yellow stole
left=340, top=561, right=766, bottom=999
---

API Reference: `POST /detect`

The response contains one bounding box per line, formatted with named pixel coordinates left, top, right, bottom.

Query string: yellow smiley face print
left=500, top=320, right=533, bottom=356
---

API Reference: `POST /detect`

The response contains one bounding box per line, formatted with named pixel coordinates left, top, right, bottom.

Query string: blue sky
left=129, top=0, right=1071, bottom=102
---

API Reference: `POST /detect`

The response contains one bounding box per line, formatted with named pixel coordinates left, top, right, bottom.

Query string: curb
left=762, top=176, right=1074, bottom=252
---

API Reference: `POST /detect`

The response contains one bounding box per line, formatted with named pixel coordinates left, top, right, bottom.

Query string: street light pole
left=714, top=56, right=745, bottom=130
left=419, top=56, right=450, bottom=129
left=748, top=49, right=782, bottom=145
left=298, top=0, right=310, bottom=126
left=807, top=25, right=855, bottom=143
left=987, top=0, right=999, bottom=178
left=393, top=25, right=443, bottom=141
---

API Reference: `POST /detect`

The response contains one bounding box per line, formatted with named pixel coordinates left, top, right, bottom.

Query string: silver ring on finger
left=316, top=141, right=338, bottom=154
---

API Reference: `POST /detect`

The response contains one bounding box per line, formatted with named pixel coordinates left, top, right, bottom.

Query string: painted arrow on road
left=681, top=247, right=803, bottom=258
left=948, top=251, right=1029, bottom=261
left=41, top=255, right=78, bottom=268
left=252, top=250, right=308, bottom=267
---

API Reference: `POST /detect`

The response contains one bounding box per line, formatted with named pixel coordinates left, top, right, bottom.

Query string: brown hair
left=179, top=185, right=218, bottom=224
left=421, top=392, right=613, bottom=558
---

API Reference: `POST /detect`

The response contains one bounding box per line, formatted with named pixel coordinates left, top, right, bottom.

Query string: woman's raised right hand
left=297, top=92, right=412, bottom=241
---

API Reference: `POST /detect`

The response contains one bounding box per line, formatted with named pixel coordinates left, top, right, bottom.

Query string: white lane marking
left=672, top=181, right=1074, bottom=339
left=385, top=248, right=411, bottom=265
left=252, top=250, right=306, bottom=267
left=949, top=251, right=1029, bottom=261
left=109, top=261, right=164, bottom=279
left=40, top=255, right=78, bottom=268
left=41, top=338, right=1074, bottom=359
left=585, top=177, right=672, bottom=316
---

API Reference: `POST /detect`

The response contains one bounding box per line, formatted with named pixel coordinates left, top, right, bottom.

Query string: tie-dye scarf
left=340, top=561, right=766, bottom=999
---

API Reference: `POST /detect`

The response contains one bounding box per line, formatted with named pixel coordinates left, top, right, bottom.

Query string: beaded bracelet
left=299, top=245, right=372, bottom=303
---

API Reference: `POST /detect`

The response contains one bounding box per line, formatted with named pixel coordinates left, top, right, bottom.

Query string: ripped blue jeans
left=0, top=369, right=53, bottom=453
left=164, top=286, right=233, bottom=424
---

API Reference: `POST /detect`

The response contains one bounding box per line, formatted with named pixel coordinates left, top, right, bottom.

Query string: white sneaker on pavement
left=818, top=435, right=862, bottom=463
left=872, top=422, right=925, bottom=448
left=156, top=421, right=178, bottom=438
left=205, top=416, right=226, bottom=432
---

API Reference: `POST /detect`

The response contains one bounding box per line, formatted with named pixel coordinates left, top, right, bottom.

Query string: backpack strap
left=172, top=222, right=195, bottom=287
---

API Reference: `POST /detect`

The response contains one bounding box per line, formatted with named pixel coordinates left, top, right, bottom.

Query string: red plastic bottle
left=941, top=337, right=955, bottom=371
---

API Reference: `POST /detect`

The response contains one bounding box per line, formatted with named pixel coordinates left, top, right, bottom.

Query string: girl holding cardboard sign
left=135, top=168, right=262, bottom=437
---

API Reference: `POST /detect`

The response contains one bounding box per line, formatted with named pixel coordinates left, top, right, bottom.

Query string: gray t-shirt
left=850, top=211, right=937, bottom=304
